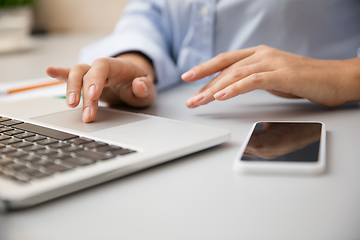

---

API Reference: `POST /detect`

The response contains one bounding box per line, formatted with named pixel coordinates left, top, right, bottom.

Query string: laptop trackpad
left=31, top=107, right=148, bottom=133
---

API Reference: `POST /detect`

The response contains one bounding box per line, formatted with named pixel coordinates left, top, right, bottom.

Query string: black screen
left=241, top=122, right=322, bottom=162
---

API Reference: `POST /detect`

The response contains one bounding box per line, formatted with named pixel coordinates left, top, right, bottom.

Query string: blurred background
left=32, top=0, right=126, bottom=32
left=0, top=0, right=127, bottom=82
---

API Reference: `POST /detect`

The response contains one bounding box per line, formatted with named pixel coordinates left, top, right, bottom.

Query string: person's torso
left=165, top=0, right=360, bottom=73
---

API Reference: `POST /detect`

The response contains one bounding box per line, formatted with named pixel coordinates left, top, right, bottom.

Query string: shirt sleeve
left=78, top=0, right=180, bottom=91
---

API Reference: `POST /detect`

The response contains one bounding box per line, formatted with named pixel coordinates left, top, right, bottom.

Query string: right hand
left=182, top=45, right=360, bottom=109
left=46, top=53, right=157, bottom=123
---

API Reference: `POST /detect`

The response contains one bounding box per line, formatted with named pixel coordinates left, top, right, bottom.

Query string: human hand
left=46, top=53, right=156, bottom=123
left=182, top=45, right=360, bottom=108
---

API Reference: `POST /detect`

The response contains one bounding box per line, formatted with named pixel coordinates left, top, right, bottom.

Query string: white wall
left=33, top=0, right=128, bottom=32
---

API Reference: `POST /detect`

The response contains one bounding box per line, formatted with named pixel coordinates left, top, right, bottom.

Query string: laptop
left=0, top=97, right=230, bottom=211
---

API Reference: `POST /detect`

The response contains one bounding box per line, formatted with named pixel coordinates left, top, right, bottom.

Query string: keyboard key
left=4, top=151, right=28, bottom=159
left=63, top=157, right=95, bottom=166
left=15, top=173, right=31, bottom=182
left=30, top=159, right=55, bottom=168
left=34, top=148, right=59, bottom=156
left=17, top=167, right=41, bottom=175
left=0, top=134, right=11, bottom=141
left=0, top=120, right=23, bottom=126
left=0, top=146, right=17, bottom=154
left=0, top=126, right=13, bottom=133
left=0, top=157, right=14, bottom=166
left=113, top=148, right=136, bottom=156
left=97, top=145, right=123, bottom=152
left=2, top=167, right=16, bottom=176
left=18, top=168, right=50, bottom=179
left=84, top=141, right=107, bottom=148
left=66, top=137, right=93, bottom=145
left=48, top=152, right=72, bottom=160
left=48, top=142, right=71, bottom=149
left=15, top=122, right=78, bottom=140
left=14, top=132, right=36, bottom=139
left=22, top=145, right=46, bottom=153
left=0, top=117, right=11, bottom=122
left=24, top=135, right=47, bottom=142
left=0, top=137, right=23, bottom=145
left=17, top=155, right=42, bottom=162
left=10, top=141, right=34, bottom=149
left=3, top=129, right=25, bottom=136
left=62, top=145, right=83, bottom=152
left=5, top=163, right=27, bottom=171
left=76, top=149, right=111, bottom=160
left=46, top=164, right=73, bottom=172
left=0, top=173, right=18, bottom=182
left=36, top=138, right=59, bottom=145
left=31, top=171, right=51, bottom=179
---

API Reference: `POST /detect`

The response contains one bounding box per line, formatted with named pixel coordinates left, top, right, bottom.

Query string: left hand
left=46, top=53, right=156, bottom=123
left=182, top=45, right=360, bottom=108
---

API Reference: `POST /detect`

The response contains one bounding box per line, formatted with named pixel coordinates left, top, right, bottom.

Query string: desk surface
left=1, top=34, right=360, bottom=240
left=0, top=32, right=107, bottom=83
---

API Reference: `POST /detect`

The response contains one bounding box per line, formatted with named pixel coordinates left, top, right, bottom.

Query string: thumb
left=128, top=76, right=157, bottom=107
left=100, top=76, right=157, bottom=107
left=46, top=67, right=70, bottom=82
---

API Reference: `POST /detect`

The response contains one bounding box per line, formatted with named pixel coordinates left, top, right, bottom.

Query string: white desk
left=0, top=32, right=107, bottom=83
left=0, top=34, right=360, bottom=240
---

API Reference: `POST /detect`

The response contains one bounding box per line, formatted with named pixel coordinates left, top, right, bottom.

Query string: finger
left=132, top=76, right=151, bottom=98
left=82, top=97, right=98, bottom=123
left=127, top=76, right=157, bottom=107
left=83, top=58, right=148, bottom=102
left=186, top=63, right=266, bottom=108
left=46, top=67, right=70, bottom=83
left=185, top=50, right=266, bottom=108
left=66, top=64, right=90, bottom=108
left=201, top=49, right=264, bottom=88
left=199, top=61, right=262, bottom=94
left=185, top=67, right=238, bottom=108
left=181, top=47, right=256, bottom=82
left=80, top=58, right=149, bottom=122
left=82, top=59, right=111, bottom=101
left=214, top=71, right=279, bottom=101
left=80, top=59, right=112, bottom=122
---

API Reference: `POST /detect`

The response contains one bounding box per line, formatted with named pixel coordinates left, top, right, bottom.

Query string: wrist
left=337, top=58, right=360, bottom=103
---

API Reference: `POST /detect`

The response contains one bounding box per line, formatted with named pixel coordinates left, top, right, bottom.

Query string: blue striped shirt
left=79, top=0, right=360, bottom=90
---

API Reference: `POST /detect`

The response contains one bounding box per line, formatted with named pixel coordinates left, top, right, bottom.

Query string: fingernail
left=140, top=80, right=148, bottom=93
left=67, top=92, right=76, bottom=105
left=193, top=93, right=205, bottom=103
left=82, top=107, right=91, bottom=121
left=214, top=90, right=227, bottom=99
left=181, top=70, right=195, bottom=80
left=88, top=85, right=96, bottom=99
left=186, top=98, right=193, bottom=107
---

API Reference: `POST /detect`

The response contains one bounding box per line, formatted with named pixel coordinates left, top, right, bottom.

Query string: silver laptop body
left=0, top=98, right=230, bottom=211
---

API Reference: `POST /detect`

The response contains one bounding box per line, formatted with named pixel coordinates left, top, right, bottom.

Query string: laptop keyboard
left=0, top=116, right=136, bottom=183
